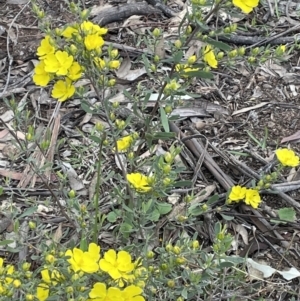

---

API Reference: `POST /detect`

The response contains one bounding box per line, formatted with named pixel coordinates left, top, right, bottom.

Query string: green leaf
left=120, top=223, right=133, bottom=236
left=156, top=202, right=172, bottom=215
left=223, top=256, right=245, bottom=264
left=219, top=261, right=234, bottom=268
left=90, top=135, right=102, bottom=144
left=142, top=199, right=153, bottom=213
left=278, top=207, right=296, bottom=222
left=149, top=209, right=160, bottom=222
left=173, top=180, right=192, bottom=188
left=81, top=101, right=95, bottom=114
left=18, top=206, right=37, bottom=219
left=184, top=70, right=213, bottom=79
left=0, top=240, right=14, bottom=246
left=160, top=107, right=169, bottom=132
left=207, top=38, right=231, bottom=51
left=173, top=50, right=184, bottom=63
left=220, top=214, right=235, bottom=221
left=106, top=212, right=118, bottom=223
left=80, top=238, right=88, bottom=251
left=207, top=194, right=219, bottom=205
left=152, top=132, right=176, bottom=139
left=189, top=206, right=204, bottom=216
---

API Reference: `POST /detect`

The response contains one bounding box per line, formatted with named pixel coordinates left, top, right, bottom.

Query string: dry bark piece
left=92, top=3, right=162, bottom=26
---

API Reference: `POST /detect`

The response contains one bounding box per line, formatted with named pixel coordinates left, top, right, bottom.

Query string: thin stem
left=93, top=134, right=105, bottom=243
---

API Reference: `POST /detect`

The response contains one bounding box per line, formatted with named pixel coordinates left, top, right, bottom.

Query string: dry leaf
left=53, top=223, right=63, bottom=243
left=154, top=37, right=165, bottom=59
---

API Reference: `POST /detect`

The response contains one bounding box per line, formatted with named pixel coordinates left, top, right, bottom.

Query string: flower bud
left=150, top=64, right=156, bottom=72
left=177, top=215, right=188, bottom=223
left=199, top=0, right=206, bottom=3
left=66, top=286, right=74, bottom=293
left=147, top=251, right=154, bottom=259
left=191, top=240, right=199, bottom=249
left=108, top=79, right=116, bottom=87
left=152, top=28, right=161, bottom=37
left=22, top=262, right=31, bottom=271
left=26, top=295, right=34, bottom=301
left=165, top=105, right=172, bottom=114
left=163, top=178, right=171, bottom=187
left=202, top=204, right=208, bottom=211
left=184, top=195, right=193, bottom=203
left=173, top=246, right=181, bottom=255
left=230, top=23, right=237, bottom=32
left=238, top=47, right=245, bottom=56
left=95, top=122, right=104, bottom=132
left=13, top=279, right=21, bottom=288
left=110, top=49, right=118, bottom=59
left=29, top=221, right=36, bottom=230
left=248, top=56, right=256, bottom=63
left=252, top=47, right=260, bottom=55
left=174, top=40, right=182, bottom=49
left=164, top=152, right=172, bottom=163
left=229, top=49, right=237, bottom=58
left=165, top=244, right=172, bottom=252
left=26, top=133, right=33, bottom=141
left=163, top=164, right=171, bottom=174
left=80, top=9, right=89, bottom=19
left=186, top=25, right=192, bottom=34
left=68, top=190, right=76, bottom=198
left=167, top=280, right=175, bottom=288
left=154, top=55, right=160, bottom=63
left=160, top=263, right=168, bottom=270
left=217, top=52, right=224, bottom=59
left=187, top=55, right=196, bottom=65
left=25, top=271, right=32, bottom=279
left=175, top=257, right=186, bottom=264
left=264, top=183, right=271, bottom=189
left=109, top=112, right=116, bottom=121
left=46, top=254, right=55, bottom=264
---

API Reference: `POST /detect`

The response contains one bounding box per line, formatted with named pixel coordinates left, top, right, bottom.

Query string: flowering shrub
left=227, top=148, right=300, bottom=208
left=0, top=0, right=294, bottom=300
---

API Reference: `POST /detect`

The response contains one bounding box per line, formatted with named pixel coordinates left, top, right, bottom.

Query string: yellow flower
left=51, top=79, right=75, bottom=102
left=33, top=61, right=51, bottom=87
left=40, top=269, right=62, bottom=285
left=89, top=283, right=122, bottom=300
left=228, top=185, right=246, bottom=203
left=84, top=34, right=104, bottom=51
left=80, top=21, right=108, bottom=35
left=244, top=189, right=261, bottom=209
left=175, top=64, right=200, bottom=77
left=232, top=0, right=259, bottom=13
left=116, top=135, right=133, bottom=152
left=203, top=45, right=218, bottom=68
left=108, top=60, right=120, bottom=70
left=37, top=36, right=55, bottom=58
left=44, top=51, right=74, bottom=76
left=36, top=283, right=49, bottom=301
left=94, top=57, right=106, bottom=70
left=122, top=285, right=145, bottom=301
left=65, top=243, right=100, bottom=273
left=275, top=148, right=300, bottom=167
left=67, top=62, right=82, bottom=81
left=164, top=79, right=180, bottom=94
left=99, top=250, right=134, bottom=284
left=127, top=173, right=151, bottom=192
left=279, top=45, right=286, bottom=53
left=61, top=26, right=78, bottom=38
